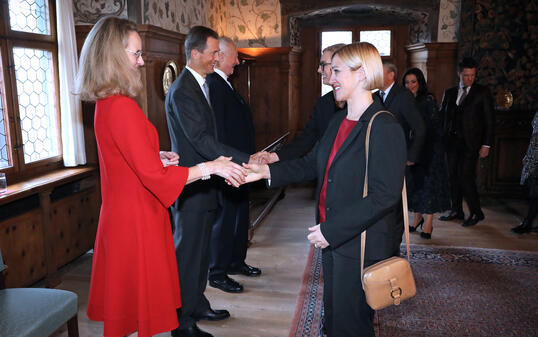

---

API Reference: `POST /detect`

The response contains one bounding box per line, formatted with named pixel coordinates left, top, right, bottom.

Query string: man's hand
left=249, top=151, right=279, bottom=164
left=160, top=151, right=179, bottom=167
left=307, top=224, right=329, bottom=249
left=406, top=161, right=415, bottom=166
left=242, top=163, right=271, bottom=183
left=479, top=146, right=490, bottom=158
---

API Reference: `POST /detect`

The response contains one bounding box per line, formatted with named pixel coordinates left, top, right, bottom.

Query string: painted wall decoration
left=73, top=0, right=128, bottom=24
left=438, top=0, right=461, bottom=42
left=228, top=0, right=281, bottom=47
left=459, top=0, right=536, bottom=110
left=143, top=0, right=227, bottom=35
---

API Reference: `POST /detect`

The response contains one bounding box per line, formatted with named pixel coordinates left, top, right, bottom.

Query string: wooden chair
left=0, top=249, right=79, bottom=337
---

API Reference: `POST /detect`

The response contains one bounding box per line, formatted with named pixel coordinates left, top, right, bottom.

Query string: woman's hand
left=160, top=151, right=179, bottom=167
left=307, top=224, right=330, bottom=249
left=206, top=156, right=247, bottom=187
left=249, top=151, right=279, bottom=164
left=242, top=163, right=271, bottom=183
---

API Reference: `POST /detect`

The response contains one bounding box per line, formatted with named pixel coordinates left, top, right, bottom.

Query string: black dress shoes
left=228, top=263, right=262, bottom=277
left=209, top=275, right=243, bottom=293
left=439, top=211, right=465, bottom=221
left=511, top=219, right=533, bottom=234
left=171, top=324, right=213, bottom=337
left=462, top=213, right=485, bottom=227
left=193, top=307, right=231, bottom=321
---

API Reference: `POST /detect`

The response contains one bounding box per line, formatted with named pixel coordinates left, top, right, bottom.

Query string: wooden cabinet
left=0, top=168, right=99, bottom=287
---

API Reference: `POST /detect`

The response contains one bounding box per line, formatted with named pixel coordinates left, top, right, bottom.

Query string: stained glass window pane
left=321, top=31, right=353, bottom=96
left=13, top=47, right=59, bottom=163
left=8, top=0, right=51, bottom=35
left=360, top=30, right=391, bottom=56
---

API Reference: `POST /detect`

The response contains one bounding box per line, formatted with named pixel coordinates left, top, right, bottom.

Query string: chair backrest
left=0, top=248, right=6, bottom=289
left=0, top=248, right=5, bottom=273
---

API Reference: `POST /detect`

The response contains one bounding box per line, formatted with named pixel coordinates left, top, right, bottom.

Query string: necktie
left=379, top=90, right=385, bottom=102
left=202, top=81, right=211, bottom=105
left=457, top=86, right=468, bottom=106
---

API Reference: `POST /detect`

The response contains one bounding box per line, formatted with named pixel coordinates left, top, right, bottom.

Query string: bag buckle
left=389, top=278, right=402, bottom=305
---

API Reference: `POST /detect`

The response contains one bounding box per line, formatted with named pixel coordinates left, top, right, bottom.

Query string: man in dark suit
left=165, top=26, right=251, bottom=337
left=206, top=37, right=260, bottom=294
left=379, top=62, right=425, bottom=251
left=380, top=62, right=425, bottom=165
left=251, top=43, right=346, bottom=164
left=439, top=57, right=494, bottom=227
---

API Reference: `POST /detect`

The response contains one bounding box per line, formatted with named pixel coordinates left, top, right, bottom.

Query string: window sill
left=0, top=166, right=97, bottom=206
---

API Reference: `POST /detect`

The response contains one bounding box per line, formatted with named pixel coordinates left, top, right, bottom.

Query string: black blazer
left=383, top=84, right=425, bottom=163
left=269, top=99, right=407, bottom=261
left=165, top=68, right=250, bottom=211
left=440, top=83, right=494, bottom=152
left=276, top=91, right=342, bottom=160
left=206, top=72, right=255, bottom=154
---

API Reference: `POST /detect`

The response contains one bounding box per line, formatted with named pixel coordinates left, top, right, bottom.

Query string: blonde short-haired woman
left=244, top=42, right=407, bottom=336
left=76, top=16, right=246, bottom=337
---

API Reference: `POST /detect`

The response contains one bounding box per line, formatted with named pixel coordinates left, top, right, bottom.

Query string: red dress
left=87, top=95, right=188, bottom=337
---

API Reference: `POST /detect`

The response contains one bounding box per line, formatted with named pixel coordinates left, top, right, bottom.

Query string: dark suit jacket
left=269, top=99, right=407, bottom=261
left=383, top=84, right=425, bottom=163
left=165, top=68, right=250, bottom=211
left=206, top=72, right=255, bottom=154
left=276, top=91, right=342, bottom=161
left=207, top=72, right=255, bottom=199
left=440, top=83, right=494, bottom=152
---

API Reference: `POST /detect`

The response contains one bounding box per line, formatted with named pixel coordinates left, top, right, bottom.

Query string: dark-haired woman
left=403, top=68, right=450, bottom=239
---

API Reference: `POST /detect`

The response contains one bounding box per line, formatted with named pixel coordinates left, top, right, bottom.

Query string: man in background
left=206, top=37, right=260, bottom=294
left=252, top=43, right=346, bottom=164
left=439, top=57, right=493, bottom=227
left=379, top=62, right=425, bottom=165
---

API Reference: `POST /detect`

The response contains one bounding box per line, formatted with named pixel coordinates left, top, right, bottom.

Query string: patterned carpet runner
left=290, top=245, right=538, bottom=337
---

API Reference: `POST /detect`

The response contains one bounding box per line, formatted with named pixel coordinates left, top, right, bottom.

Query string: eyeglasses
left=319, top=61, right=331, bottom=70
left=125, top=48, right=143, bottom=58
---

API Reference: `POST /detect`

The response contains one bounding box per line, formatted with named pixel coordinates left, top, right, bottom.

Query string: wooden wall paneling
left=238, top=48, right=295, bottom=151
left=287, top=48, right=302, bottom=141
left=0, top=210, right=47, bottom=287
left=424, top=43, right=458, bottom=103
left=137, top=25, right=185, bottom=151
left=298, top=27, right=319, bottom=133
left=478, top=110, right=534, bottom=197
left=51, top=187, right=99, bottom=268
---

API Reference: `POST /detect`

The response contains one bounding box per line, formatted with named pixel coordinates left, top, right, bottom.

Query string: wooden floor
left=50, top=186, right=538, bottom=337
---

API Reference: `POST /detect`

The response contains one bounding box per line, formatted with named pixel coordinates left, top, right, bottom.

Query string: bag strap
left=360, top=111, right=411, bottom=282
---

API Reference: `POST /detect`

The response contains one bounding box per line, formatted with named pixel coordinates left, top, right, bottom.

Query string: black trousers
left=322, top=249, right=375, bottom=337
left=170, top=208, right=217, bottom=328
left=446, top=138, right=483, bottom=215
left=209, top=186, right=250, bottom=279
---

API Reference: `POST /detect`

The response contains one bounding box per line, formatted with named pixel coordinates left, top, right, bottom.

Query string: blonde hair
left=333, top=42, right=383, bottom=90
left=76, top=16, right=142, bottom=101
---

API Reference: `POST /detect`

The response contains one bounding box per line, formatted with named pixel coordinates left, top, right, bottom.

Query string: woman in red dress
left=76, top=17, right=246, bottom=337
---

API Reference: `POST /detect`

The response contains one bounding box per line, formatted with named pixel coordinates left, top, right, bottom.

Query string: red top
left=318, top=118, right=357, bottom=223
left=87, top=95, right=188, bottom=337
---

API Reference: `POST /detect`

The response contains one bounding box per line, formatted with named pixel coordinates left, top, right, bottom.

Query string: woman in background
left=244, top=42, right=406, bottom=336
left=403, top=68, right=450, bottom=239
left=512, top=110, right=538, bottom=234
left=76, top=16, right=245, bottom=337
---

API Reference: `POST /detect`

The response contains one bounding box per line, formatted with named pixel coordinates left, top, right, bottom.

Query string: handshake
left=211, top=151, right=281, bottom=187
left=159, top=151, right=281, bottom=188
